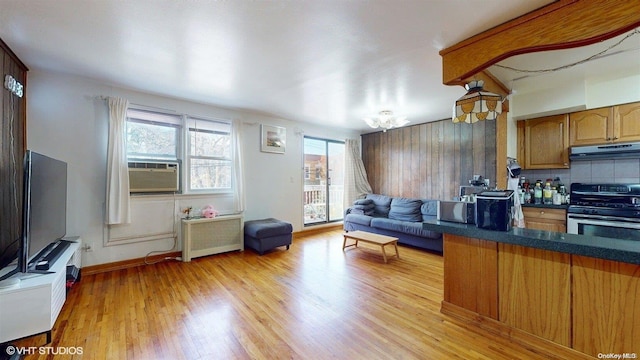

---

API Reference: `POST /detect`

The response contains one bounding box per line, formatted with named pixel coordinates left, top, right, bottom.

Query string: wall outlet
left=82, top=243, right=93, bottom=252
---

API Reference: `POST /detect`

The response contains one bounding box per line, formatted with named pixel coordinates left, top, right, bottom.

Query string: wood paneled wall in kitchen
left=1, top=38, right=28, bottom=263
left=361, top=118, right=496, bottom=201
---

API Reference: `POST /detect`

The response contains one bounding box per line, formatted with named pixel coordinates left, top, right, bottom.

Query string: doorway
left=303, top=137, right=344, bottom=225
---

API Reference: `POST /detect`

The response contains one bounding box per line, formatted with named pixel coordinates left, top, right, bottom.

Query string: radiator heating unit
left=181, top=214, right=244, bottom=262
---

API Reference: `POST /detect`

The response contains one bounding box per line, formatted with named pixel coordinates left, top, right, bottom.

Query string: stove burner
left=570, top=183, right=640, bottom=217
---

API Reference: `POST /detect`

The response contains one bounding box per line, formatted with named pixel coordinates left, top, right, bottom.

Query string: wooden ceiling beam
left=440, top=0, right=640, bottom=86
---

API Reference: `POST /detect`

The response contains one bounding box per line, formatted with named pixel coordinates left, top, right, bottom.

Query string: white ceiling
left=10, top=0, right=623, bottom=132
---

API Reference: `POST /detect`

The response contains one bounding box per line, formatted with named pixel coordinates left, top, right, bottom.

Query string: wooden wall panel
left=459, top=120, right=472, bottom=192
left=0, top=38, right=28, bottom=267
left=484, top=121, right=497, bottom=186
left=421, top=124, right=431, bottom=198
left=498, top=243, right=571, bottom=347
left=442, top=121, right=455, bottom=199
left=572, top=255, right=640, bottom=356
left=409, top=125, right=420, bottom=199
left=430, top=121, right=443, bottom=198
left=361, top=118, right=497, bottom=200
left=443, top=234, right=498, bottom=319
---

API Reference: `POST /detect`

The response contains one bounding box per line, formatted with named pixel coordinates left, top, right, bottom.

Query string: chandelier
left=363, top=110, right=409, bottom=132
left=452, top=80, right=502, bottom=123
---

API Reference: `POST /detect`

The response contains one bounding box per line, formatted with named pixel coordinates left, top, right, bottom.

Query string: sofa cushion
left=388, top=197, right=423, bottom=222
left=421, top=200, right=438, bottom=220
left=344, top=213, right=373, bottom=226
left=353, top=198, right=374, bottom=206
left=370, top=217, right=442, bottom=239
left=365, top=194, right=392, bottom=217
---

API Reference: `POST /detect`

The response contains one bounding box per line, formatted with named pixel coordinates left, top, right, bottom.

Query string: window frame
left=125, top=107, right=234, bottom=195
left=126, top=109, right=182, bottom=162
left=186, top=117, right=234, bottom=194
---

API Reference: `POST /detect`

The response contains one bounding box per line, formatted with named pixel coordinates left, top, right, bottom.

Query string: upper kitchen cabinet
left=518, top=114, right=569, bottom=169
left=570, top=102, right=640, bottom=146
left=614, top=102, right=640, bottom=143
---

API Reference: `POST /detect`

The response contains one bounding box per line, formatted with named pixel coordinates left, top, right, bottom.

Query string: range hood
left=570, top=141, right=640, bottom=161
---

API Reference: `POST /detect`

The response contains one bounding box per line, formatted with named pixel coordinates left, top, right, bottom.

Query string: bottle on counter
left=534, top=181, right=543, bottom=204
left=559, top=184, right=567, bottom=204
left=543, top=182, right=553, bottom=204
left=552, top=186, right=561, bottom=205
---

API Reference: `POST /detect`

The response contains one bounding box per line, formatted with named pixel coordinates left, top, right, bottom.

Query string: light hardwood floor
left=15, top=229, right=556, bottom=359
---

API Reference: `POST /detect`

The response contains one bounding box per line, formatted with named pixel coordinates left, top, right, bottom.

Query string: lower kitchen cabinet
left=522, top=207, right=566, bottom=232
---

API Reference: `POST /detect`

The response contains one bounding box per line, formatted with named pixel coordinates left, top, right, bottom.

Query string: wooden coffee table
left=342, top=230, right=400, bottom=263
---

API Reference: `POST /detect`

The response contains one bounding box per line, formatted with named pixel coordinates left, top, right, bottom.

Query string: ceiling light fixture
left=363, top=110, right=409, bottom=132
left=452, top=80, right=502, bottom=123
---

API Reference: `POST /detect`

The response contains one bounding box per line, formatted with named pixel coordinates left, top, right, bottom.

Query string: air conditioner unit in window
left=128, top=161, right=179, bottom=193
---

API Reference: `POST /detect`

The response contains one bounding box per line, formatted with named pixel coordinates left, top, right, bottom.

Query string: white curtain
left=232, top=120, right=245, bottom=213
left=344, top=138, right=373, bottom=209
left=106, top=97, right=131, bottom=225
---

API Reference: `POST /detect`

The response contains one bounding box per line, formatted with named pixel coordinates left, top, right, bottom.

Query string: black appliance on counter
left=567, top=183, right=640, bottom=241
left=475, top=190, right=514, bottom=231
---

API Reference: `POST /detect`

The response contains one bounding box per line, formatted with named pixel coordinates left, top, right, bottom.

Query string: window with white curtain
left=126, top=108, right=182, bottom=160
left=125, top=108, right=234, bottom=193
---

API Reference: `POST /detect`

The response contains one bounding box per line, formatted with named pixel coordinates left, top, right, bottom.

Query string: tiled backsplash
left=519, top=158, right=640, bottom=187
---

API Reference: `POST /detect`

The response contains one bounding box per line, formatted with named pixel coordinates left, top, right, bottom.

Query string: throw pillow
left=365, top=194, right=392, bottom=217
left=388, top=197, right=423, bottom=222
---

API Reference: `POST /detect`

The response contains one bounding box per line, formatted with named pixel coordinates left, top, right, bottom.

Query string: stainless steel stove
left=567, top=183, right=640, bottom=241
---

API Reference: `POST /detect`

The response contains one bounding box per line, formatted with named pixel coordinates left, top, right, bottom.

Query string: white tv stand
left=0, top=238, right=81, bottom=344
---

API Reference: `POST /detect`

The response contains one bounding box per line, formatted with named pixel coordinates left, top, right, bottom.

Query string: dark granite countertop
left=521, top=203, right=568, bottom=210
left=423, top=220, right=640, bottom=265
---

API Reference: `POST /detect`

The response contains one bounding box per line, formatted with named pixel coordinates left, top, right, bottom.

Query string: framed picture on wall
left=261, top=124, right=286, bottom=154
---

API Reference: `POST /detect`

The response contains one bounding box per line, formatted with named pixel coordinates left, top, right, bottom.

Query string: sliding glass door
left=303, top=137, right=344, bottom=225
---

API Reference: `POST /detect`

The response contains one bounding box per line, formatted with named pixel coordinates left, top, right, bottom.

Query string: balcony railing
left=304, top=185, right=344, bottom=224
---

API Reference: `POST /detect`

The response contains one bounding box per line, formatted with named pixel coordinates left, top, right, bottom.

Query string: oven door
left=567, top=213, right=640, bottom=241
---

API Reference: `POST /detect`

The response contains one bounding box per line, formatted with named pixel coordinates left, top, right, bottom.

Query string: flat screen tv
left=18, top=150, right=68, bottom=273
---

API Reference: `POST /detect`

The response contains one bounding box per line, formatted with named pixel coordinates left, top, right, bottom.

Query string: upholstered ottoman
left=244, top=218, right=293, bottom=255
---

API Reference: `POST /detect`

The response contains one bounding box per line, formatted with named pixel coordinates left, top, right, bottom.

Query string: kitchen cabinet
left=569, top=102, right=640, bottom=146
left=522, top=207, right=566, bottom=232
left=614, top=102, right=640, bottom=143
left=518, top=114, right=569, bottom=169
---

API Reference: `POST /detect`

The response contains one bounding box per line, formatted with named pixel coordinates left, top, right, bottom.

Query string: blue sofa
left=343, top=194, right=443, bottom=253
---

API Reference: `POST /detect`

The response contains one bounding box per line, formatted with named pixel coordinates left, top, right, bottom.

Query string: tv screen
left=20, top=150, right=67, bottom=272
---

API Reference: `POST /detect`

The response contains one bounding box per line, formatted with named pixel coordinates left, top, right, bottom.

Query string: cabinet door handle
left=613, top=137, right=619, bottom=140
left=540, top=211, right=545, bottom=215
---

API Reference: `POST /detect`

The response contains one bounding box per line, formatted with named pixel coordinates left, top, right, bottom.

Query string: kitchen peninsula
left=423, top=220, right=640, bottom=359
